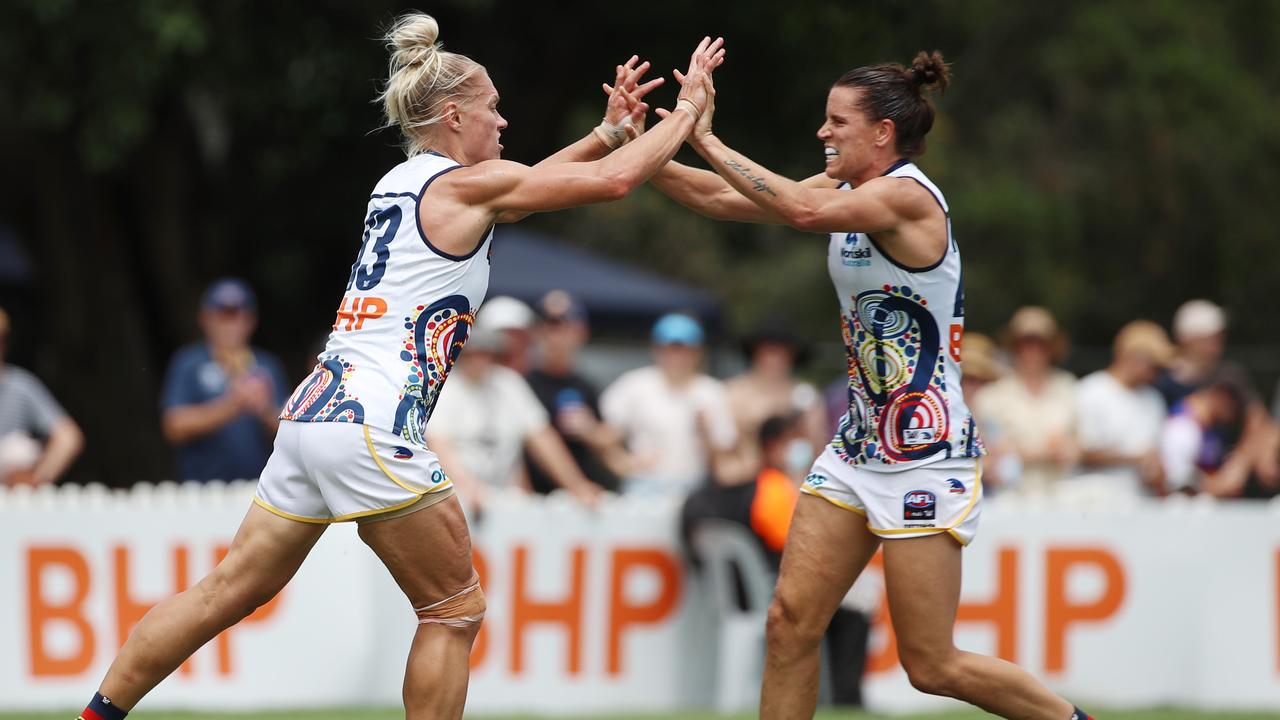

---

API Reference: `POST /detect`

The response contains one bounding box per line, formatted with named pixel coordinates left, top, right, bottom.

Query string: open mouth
left=824, top=146, right=839, bottom=161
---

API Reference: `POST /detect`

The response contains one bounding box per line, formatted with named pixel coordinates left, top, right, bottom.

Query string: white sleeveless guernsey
left=826, top=159, right=983, bottom=471
left=280, top=151, right=491, bottom=447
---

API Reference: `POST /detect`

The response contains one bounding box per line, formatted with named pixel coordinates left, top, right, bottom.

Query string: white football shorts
left=801, top=445, right=983, bottom=546
left=255, top=420, right=453, bottom=524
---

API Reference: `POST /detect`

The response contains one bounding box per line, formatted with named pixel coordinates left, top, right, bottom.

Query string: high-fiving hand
left=604, top=37, right=725, bottom=141
left=602, top=55, right=665, bottom=136
left=674, top=35, right=725, bottom=121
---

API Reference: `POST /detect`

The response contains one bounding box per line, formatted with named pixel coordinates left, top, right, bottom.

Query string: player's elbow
left=597, top=171, right=635, bottom=202
left=783, top=203, right=824, bottom=232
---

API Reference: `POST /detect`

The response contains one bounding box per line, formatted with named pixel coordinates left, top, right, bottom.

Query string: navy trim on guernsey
left=370, top=191, right=419, bottom=200
left=865, top=163, right=951, bottom=274
left=415, top=164, right=488, bottom=262
left=881, top=157, right=912, bottom=176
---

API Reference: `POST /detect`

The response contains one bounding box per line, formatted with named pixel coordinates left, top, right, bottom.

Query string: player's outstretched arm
left=537, top=56, right=664, bottom=167
left=651, top=160, right=835, bottom=224
left=449, top=36, right=725, bottom=217
left=669, top=71, right=914, bottom=234
left=494, top=56, right=664, bottom=224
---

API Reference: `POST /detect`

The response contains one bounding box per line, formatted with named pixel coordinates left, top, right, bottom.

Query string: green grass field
left=7, top=710, right=1278, bottom=720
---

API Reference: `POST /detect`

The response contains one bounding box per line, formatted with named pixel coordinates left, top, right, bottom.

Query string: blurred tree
left=0, top=0, right=1277, bottom=484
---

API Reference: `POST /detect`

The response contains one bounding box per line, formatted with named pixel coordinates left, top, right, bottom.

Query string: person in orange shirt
left=683, top=413, right=870, bottom=706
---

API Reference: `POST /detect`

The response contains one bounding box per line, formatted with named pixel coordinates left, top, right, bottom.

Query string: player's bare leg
left=357, top=494, right=480, bottom=720
left=97, top=504, right=326, bottom=710
left=883, top=533, right=1077, bottom=719
left=760, top=494, right=880, bottom=719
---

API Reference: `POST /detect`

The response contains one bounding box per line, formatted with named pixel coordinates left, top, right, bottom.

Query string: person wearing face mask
left=725, top=322, right=828, bottom=484
left=680, top=413, right=871, bottom=707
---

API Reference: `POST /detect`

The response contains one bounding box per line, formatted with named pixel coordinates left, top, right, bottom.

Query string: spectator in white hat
left=476, top=295, right=536, bottom=375
left=1156, top=299, right=1276, bottom=497
left=425, top=324, right=602, bottom=510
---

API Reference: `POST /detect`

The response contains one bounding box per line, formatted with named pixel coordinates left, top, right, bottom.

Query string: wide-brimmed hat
left=960, top=332, right=1003, bottom=382
left=1002, top=305, right=1068, bottom=361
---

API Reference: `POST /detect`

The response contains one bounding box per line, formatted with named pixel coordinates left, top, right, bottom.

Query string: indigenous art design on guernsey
left=392, top=294, right=473, bottom=445
left=832, top=284, right=953, bottom=464
left=280, top=357, right=365, bottom=423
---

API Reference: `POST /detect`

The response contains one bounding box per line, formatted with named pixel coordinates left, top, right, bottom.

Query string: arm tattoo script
left=723, top=158, right=778, bottom=196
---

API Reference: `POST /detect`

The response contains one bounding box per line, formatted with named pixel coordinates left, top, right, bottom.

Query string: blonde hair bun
left=388, top=13, right=441, bottom=69
left=379, top=12, right=483, bottom=156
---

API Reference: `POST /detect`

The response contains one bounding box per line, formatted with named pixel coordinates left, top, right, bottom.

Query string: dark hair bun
left=910, top=50, right=950, bottom=94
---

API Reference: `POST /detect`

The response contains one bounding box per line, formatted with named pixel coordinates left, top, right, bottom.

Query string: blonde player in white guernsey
left=79, top=16, right=725, bottom=720
left=647, top=53, right=1093, bottom=720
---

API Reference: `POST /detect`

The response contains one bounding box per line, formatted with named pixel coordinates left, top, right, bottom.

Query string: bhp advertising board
left=3, top=486, right=1279, bottom=713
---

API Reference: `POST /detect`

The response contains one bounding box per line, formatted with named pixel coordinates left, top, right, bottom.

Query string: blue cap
left=201, top=278, right=257, bottom=312
left=651, top=313, right=704, bottom=346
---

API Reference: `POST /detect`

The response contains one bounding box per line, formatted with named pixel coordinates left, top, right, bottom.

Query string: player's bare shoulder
left=861, top=173, right=942, bottom=222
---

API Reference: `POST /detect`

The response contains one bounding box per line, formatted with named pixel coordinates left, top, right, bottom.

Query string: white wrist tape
left=675, top=98, right=702, bottom=119
left=593, top=119, right=628, bottom=149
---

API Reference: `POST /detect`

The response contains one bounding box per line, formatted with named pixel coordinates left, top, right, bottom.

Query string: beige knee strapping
left=414, top=582, right=485, bottom=628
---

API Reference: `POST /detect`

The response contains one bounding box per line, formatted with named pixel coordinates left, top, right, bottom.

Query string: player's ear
left=442, top=101, right=462, bottom=131
left=874, top=118, right=895, bottom=148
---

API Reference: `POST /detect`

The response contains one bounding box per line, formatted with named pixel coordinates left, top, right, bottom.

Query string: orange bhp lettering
left=356, top=296, right=388, bottom=329
left=511, top=545, right=585, bottom=674
left=1045, top=547, right=1126, bottom=672
left=27, top=546, right=95, bottom=676
left=212, top=544, right=285, bottom=676
left=607, top=548, right=682, bottom=675
left=114, top=545, right=194, bottom=675
left=957, top=547, right=1019, bottom=662
left=470, top=548, right=489, bottom=670
left=863, top=553, right=899, bottom=674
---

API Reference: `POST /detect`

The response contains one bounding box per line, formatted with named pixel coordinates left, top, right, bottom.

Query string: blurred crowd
left=966, top=301, right=1280, bottom=503
left=1, top=280, right=1278, bottom=506
left=2, top=279, right=1276, bottom=708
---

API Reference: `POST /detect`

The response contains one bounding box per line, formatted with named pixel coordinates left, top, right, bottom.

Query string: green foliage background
left=1, top=0, right=1278, bottom=484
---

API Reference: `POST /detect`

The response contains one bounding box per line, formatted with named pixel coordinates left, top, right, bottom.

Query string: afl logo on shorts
left=904, top=490, right=936, bottom=520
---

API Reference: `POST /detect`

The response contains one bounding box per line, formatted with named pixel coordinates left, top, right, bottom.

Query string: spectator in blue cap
left=601, top=313, right=746, bottom=494
left=160, top=278, right=288, bottom=481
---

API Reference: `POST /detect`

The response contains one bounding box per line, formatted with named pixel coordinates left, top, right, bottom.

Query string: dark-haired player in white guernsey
left=646, top=52, right=1093, bottom=720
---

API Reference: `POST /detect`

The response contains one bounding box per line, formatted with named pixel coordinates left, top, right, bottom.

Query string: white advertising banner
left=2, top=483, right=1278, bottom=714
